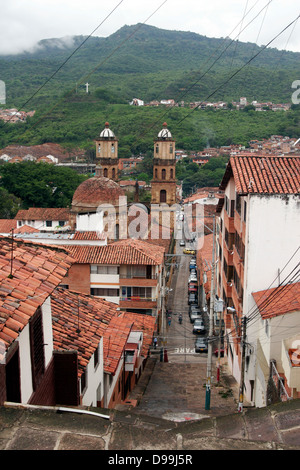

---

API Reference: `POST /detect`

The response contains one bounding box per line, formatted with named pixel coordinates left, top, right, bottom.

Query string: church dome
left=71, top=176, right=125, bottom=211
left=158, top=122, right=172, bottom=139
left=99, top=122, right=115, bottom=138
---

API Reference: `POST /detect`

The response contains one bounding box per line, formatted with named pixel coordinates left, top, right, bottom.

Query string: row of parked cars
left=187, top=256, right=208, bottom=353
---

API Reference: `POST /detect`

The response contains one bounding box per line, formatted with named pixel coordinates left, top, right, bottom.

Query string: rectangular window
left=58, top=221, right=65, bottom=227
left=90, top=288, right=120, bottom=297
left=127, top=265, right=146, bottom=278
left=90, top=265, right=119, bottom=275
left=94, top=346, right=99, bottom=368
left=243, top=201, right=247, bottom=222
left=46, top=220, right=52, bottom=227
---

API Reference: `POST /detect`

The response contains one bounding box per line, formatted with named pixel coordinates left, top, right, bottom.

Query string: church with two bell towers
left=93, top=121, right=177, bottom=207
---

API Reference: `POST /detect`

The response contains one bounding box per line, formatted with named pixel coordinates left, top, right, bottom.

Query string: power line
left=134, top=0, right=273, bottom=142
left=222, top=246, right=300, bottom=341
left=12, top=0, right=169, bottom=141
left=174, top=12, right=300, bottom=128
left=3, top=0, right=126, bottom=126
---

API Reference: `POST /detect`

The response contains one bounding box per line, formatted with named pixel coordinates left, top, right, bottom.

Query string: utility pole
left=217, top=310, right=222, bottom=383
left=238, top=316, right=247, bottom=412
left=205, top=215, right=215, bottom=410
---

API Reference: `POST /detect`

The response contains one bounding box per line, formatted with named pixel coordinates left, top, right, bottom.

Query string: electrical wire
left=223, top=262, right=300, bottom=343
left=134, top=0, right=273, bottom=142
left=219, top=246, right=300, bottom=341
left=3, top=0, right=126, bottom=126
left=174, top=12, right=300, bottom=128
left=13, top=0, right=169, bottom=141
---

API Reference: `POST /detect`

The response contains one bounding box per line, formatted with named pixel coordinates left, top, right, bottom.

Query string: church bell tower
left=151, top=122, right=177, bottom=206
left=95, top=122, right=119, bottom=181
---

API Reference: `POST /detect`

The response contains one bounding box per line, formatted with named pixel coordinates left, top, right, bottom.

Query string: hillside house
left=15, top=208, right=71, bottom=232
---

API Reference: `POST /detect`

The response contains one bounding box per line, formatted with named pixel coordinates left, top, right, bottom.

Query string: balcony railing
left=120, top=274, right=157, bottom=280
left=120, top=297, right=157, bottom=302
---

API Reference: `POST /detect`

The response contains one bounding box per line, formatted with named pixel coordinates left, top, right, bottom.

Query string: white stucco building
left=216, top=155, right=300, bottom=407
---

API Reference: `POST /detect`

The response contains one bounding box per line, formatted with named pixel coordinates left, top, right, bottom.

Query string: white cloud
left=0, top=0, right=299, bottom=55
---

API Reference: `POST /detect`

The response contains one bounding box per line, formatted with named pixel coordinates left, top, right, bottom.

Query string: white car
left=188, top=274, right=197, bottom=283
left=193, top=318, right=205, bottom=334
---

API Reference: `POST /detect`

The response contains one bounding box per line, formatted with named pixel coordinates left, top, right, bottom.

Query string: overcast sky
left=0, top=0, right=299, bottom=55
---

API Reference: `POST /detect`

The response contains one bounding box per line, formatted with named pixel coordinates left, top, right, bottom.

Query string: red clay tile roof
left=219, top=156, right=300, bottom=194
left=118, top=312, right=156, bottom=357
left=73, top=231, right=106, bottom=241
left=103, top=315, right=133, bottom=375
left=0, top=219, right=17, bottom=233
left=0, top=238, right=75, bottom=353
left=252, top=282, right=300, bottom=319
left=14, top=224, right=40, bottom=234
left=63, top=238, right=165, bottom=266
left=15, top=208, right=70, bottom=221
left=51, top=288, right=118, bottom=377
left=71, top=176, right=125, bottom=208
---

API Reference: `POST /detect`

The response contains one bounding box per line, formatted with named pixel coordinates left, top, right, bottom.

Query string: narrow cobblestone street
left=131, top=234, right=241, bottom=422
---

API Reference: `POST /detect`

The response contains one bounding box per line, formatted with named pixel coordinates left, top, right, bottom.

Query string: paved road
left=163, top=237, right=208, bottom=365
left=131, top=236, right=241, bottom=422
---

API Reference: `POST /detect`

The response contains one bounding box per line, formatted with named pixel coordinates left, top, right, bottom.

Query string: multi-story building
left=216, top=155, right=300, bottom=406
left=60, top=238, right=166, bottom=319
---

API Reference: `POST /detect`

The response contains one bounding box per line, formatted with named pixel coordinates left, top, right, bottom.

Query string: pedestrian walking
left=168, top=315, right=171, bottom=326
left=153, top=336, right=157, bottom=349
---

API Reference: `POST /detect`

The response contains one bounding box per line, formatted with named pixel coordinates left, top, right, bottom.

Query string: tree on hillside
left=0, top=187, right=22, bottom=218
left=0, top=162, right=87, bottom=209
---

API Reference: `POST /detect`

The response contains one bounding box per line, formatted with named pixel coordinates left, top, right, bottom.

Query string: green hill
left=1, top=23, right=299, bottom=107
left=0, top=24, right=299, bottom=154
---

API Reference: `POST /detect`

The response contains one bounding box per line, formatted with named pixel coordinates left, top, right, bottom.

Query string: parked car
left=183, top=249, right=196, bottom=255
left=195, top=337, right=208, bottom=353
left=188, top=287, right=197, bottom=296
left=188, top=282, right=198, bottom=291
left=189, top=304, right=201, bottom=313
left=190, top=311, right=202, bottom=323
left=193, top=318, right=205, bottom=334
left=179, top=240, right=185, bottom=246
left=188, top=271, right=197, bottom=281
left=188, top=293, right=198, bottom=305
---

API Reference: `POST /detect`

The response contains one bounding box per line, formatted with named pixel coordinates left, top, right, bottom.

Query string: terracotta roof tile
left=51, top=288, right=118, bottom=377
left=0, top=219, right=17, bottom=233
left=63, top=238, right=165, bottom=266
left=103, top=315, right=133, bottom=375
left=118, top=312, right=156, bottom=357
left=252, top=282, right=300, bottom=319
left=220, top=156, right=300, bottom=194
left=15, top=208, right=70, bottom=221
left=0, top=237, right=75, bottom=351
left=73, top=231, right=106, bottom=241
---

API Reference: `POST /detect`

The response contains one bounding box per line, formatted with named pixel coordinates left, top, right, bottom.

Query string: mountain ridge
left=1, top=23, right=299, bottom=108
